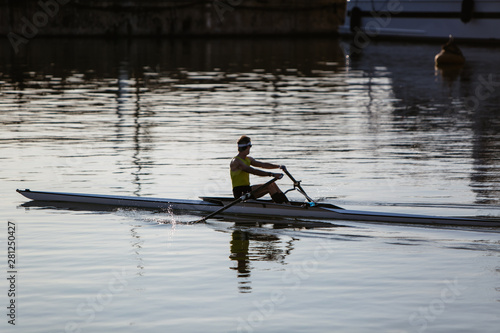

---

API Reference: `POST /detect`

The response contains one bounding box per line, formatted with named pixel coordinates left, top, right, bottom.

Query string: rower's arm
left=241, top=163, right=275, bottom=177
left=233, top=157, right=279, bottom=177
left=250, top=158, right=282, bottom=170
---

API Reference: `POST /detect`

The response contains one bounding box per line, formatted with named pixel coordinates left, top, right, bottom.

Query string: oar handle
left=281, top=166, right=299, bottom=185
left=281, top=166, right=316, bottom=204
left=193, top=176, right=280, bottom=223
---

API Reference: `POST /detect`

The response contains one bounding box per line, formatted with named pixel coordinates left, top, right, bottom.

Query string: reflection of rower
left=229, top=227, right=298, bottom=293
left=229, top=230, right=251, bottom=293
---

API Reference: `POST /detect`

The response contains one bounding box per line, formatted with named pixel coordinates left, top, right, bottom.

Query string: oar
left=281, top=166, right=316, bottom=204
left=192, top=176, right=280, bottom=223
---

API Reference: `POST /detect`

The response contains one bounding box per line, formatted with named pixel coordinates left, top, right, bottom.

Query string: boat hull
left=339, top=0, right=500, bottom=42
left=16, top=189, right=500, bottom=227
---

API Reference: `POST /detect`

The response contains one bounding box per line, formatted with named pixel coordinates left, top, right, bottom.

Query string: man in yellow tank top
left=230, top=135, right=289, bottom=203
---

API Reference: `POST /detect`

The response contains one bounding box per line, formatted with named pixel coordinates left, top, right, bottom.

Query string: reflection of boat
left=339, top=0, right=500, bottom=42
left=17, top=189, right=500, bottom=227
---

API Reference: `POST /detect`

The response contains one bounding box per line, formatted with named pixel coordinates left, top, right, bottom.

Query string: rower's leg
left=251, top=183, right=289, bottom=203
left=250, top=184, right=267, bottom=198
left=271, top=192, right=289, bottom=204
left=268, top=183, right=289, bottom=203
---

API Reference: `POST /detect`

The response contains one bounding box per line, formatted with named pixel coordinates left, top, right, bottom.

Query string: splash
left=155, top=206, right=179, bottom=227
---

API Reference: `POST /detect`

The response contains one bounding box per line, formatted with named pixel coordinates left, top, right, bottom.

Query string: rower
left=230, top=135, right=289, bottom=203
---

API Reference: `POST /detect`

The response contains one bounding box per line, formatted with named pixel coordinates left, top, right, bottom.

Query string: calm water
left=1, top=37, right=500, bottom=332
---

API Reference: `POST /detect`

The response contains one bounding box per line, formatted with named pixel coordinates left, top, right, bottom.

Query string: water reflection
left=6, top=37, right=500, bottom=332
left=19, top=199, right=332, bottom=294
left=343, top=40, right=500, bottom=205
left=116, top=61, right=154, bottom=195
left=2, top=37, right=500, bottom=207
left=229, top=226, right=298, bottom=293
left=229, top=230, right=252, bottom=292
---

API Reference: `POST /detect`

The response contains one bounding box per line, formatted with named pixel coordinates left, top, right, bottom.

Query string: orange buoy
left=435, top=35, right=465, bottom=66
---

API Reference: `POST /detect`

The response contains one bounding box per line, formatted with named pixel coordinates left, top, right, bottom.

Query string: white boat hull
left=339, top=0, right=500, bottom=42
left=16, top=189, right=500, bottom=227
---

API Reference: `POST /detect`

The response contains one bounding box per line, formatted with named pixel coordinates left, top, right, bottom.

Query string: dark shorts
left=233, top=185, right=252, bottom=198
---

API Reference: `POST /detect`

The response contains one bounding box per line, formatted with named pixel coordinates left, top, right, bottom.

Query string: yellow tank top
left=231, top=156, right=251, bottom=188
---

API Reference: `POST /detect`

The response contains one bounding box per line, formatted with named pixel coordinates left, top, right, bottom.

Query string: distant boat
left=339, top=0, right=500, bottom=42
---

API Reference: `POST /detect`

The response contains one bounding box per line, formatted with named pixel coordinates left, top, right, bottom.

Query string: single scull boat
left=16, top=189, right=500, bottom=227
